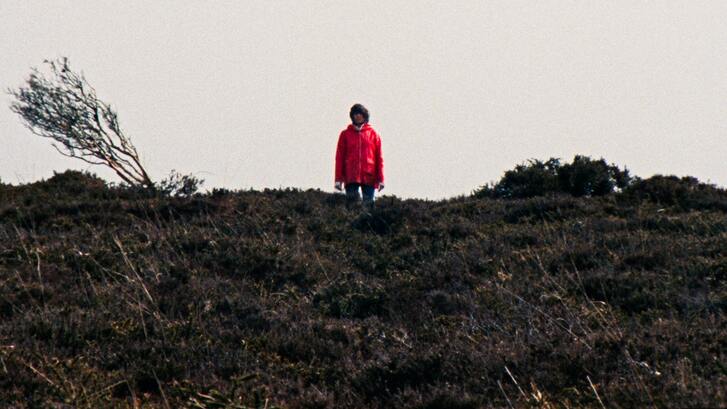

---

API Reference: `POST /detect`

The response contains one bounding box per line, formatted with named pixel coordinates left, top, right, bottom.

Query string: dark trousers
left=345, top=183, right=375, bottom=204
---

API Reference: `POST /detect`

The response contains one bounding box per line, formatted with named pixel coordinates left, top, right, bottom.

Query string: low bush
left=475, top=155, right=631, bottom=198
left=621, top=174, right=727, bottom=211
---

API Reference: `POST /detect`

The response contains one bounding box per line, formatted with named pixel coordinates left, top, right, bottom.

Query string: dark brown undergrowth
left=0, top=171, right=725, bottom=408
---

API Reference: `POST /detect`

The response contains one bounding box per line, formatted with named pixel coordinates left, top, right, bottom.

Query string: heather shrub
left=2, top=169, right=726, bottom=407
left=313, top=277, right=389, bottom=319
left=476, top=158, right=561, bottom=199
left=158, top=169, right=204, bottom=197
left=351, top=204, right=407, bottom=235
left=558, top=155, right=632, bottom=196
left=475, top=155, right=632, bottom=198
left=622, top=174, right=727, bottom=211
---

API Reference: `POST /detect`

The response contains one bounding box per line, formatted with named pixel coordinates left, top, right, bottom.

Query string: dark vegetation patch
left=0, top=170, right=725, bottom=407
left=474, top=155, right=632, bottom=199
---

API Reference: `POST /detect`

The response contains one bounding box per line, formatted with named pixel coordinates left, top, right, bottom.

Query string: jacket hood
left=349, top=103, right=370, bottom=124
left=347, top=123, right=372, bottom=132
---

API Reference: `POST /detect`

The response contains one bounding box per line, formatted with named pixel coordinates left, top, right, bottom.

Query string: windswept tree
left=8, top=57, right=153, bottom=187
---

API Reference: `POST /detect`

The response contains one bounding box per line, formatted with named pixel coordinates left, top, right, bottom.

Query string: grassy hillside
left=1, top=171, right=725, bottom=408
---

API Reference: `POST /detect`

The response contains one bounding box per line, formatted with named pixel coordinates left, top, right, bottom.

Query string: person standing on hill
left=334, top=103, right=385, bottom=205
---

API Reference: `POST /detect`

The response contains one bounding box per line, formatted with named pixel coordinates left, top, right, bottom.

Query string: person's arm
left=375, top=133, right=384, bottom=190
left=335, top=131, right=346, bottom=188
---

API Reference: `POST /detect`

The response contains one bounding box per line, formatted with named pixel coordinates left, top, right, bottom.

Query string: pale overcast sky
left=1, top=1, right=726, bottom=199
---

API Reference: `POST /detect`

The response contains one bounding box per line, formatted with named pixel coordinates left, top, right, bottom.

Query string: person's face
left=353, top=113, right=365, bottom=125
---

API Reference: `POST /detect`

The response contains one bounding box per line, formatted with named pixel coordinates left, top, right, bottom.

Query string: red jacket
left=335, top=123, right=384, bottom=188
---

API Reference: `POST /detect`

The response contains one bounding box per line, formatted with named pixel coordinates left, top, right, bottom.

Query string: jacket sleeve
left=335, top=131, right=346, bottom=182
left=375, top=134, right=384, bottom=185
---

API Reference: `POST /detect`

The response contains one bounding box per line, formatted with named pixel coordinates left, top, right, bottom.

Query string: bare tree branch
left=8, top=57, right=154, bottom=188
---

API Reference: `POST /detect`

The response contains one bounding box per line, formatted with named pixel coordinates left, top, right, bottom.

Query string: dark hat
left=349, top=103, right=369, bottom=124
